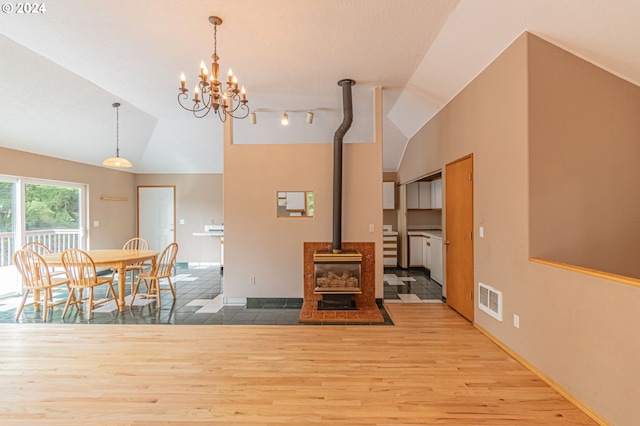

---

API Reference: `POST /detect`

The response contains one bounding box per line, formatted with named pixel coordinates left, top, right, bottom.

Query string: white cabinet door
left=383, top=182, right=395, bottom=210
left=423, top=236, right=432, bottom=269
left=431, top=238, right=442, bottom=283
left=431, top=179, right=442, bottom=209
left=409, top=236, right=423, bottom=267
left=407, top=183, right=419, bottom=209
left=418, top=182, right=432, bottom=209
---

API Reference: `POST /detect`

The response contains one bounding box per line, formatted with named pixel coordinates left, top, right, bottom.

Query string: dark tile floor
left=383, top=267, right=444, bottom=303
left=0, top=265, right=437, bottom=325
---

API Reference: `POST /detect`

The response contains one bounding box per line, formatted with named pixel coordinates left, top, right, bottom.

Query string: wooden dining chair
left=130, top=242, right=178, bottom=307
left=61, top=248, right=117, bottom=319
left=22, top=241, right=52, bottom=255
left=22, top=241, right=67, bottom=280
left=13, top=249, right=72, bottom=321
left=118, top=237, right=150, bottom=291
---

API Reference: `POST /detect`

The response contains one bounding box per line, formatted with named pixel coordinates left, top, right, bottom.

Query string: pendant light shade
left=102, top=156, right=132, bottom=168
left=103, top=102, right=132, bottom=168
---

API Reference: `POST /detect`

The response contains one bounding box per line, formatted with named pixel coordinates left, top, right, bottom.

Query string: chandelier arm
left=224, top=102, right=250, bottom=119
left=215, top=107, right=228, bottom=123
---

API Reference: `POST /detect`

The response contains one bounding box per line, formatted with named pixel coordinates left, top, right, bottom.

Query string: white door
left=138, top=187, right=175, bottom=252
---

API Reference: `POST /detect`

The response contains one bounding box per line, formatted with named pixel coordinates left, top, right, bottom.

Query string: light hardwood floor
left=0, top=304, right=596, bottom=425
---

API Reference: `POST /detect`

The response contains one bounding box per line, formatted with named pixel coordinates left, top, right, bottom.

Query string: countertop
left=408, top=230, right=442, bottom=239
left=192, top=231, right=224, bottom=237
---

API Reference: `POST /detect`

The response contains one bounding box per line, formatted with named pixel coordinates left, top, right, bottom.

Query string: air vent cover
left=478, top=282, right=502, bottom=321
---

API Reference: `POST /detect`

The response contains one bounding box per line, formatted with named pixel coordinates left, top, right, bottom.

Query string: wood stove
left=313, top=250, right=362, bottom=310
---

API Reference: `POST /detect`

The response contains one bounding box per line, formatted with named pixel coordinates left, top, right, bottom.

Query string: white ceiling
left=1, top=0, right=640, bottom=174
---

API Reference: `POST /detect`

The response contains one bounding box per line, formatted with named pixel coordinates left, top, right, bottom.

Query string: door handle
left=443, top=240, right=450, bottom=246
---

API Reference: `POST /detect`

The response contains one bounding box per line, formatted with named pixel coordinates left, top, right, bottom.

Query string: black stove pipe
left=332, top=79, right=356, bottom=253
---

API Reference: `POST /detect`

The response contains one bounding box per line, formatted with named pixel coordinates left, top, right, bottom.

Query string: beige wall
left=223, top=88, right=384, bottom=300
left=0, top=146, right=136, bottom=249
left=528, top=36, right=640, bottom=279
left=134, top=174, right=223, bottom=263
left=0, top=147, right=224, bottom=263
left=398, top=32, right=640, bottom=425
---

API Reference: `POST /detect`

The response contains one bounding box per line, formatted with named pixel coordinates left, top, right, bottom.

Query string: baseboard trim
left=474, top=323, right=610, bottom=426
left=223, top=297, right=246, bottom=306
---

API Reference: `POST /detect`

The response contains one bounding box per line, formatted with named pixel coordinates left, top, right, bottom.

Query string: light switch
left=479, top=226, right=484, bottom=238
left=369, top=224, right=374, bottom=232
left=179, top=219, right=185, bottom=225
left=93, top=220, right=99, bottom=227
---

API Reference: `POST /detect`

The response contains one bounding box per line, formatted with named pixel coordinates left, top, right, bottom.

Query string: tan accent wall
left=0, top=146, right=135, bottom=249
left=528, top=36, right=640, bottom=279
left=223, top=88, right=384, bottom=299
left=398, top=32, right=640, bottom=424
left=134, top=174, right=223, bottom=263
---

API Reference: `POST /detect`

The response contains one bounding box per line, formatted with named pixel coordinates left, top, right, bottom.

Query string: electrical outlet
left=513, top=314, right=520, bottom=328
left=250, top=276, right=256, bottom=285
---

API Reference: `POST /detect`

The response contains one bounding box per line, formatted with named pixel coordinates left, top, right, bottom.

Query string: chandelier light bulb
left=180, top=72, right=186, bottom=90
left=281, top=111, right=289, bottom=125
left=306, top=111, right=314, bottom=124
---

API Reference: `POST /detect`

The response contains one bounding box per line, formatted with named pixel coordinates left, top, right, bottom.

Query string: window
left=0, top=176, right=86, bottom=297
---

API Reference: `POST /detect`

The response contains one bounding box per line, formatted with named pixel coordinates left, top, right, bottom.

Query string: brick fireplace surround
left=300, top=242, right=384, bottom=323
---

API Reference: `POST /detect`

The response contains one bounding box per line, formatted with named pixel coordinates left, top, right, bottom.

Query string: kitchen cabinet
left=430, top=236, right=442, bottom=283
left=409, top=235, right=423, bottom=267
left=418, top=182, right=432, bottom=209
left=407, top=182, right=419, bottom=209
left=383, top=232, right=398, bottom=266
left=407, top=181, right=432, bottom=209
left=383, top=181, right=395, bottom=210
left=423, top=235, right=432, bottom=270
left=431, top=179, right=442, bottom=209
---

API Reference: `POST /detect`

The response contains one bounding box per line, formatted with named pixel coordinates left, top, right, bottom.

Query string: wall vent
left=478, top=282, right=502, bottom=321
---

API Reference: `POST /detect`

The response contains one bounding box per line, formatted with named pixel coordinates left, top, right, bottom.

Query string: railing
left=0, top=229, right=81, bottom=267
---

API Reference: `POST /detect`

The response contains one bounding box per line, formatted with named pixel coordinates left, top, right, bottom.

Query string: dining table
left=43, top=249, right=159, bottom=312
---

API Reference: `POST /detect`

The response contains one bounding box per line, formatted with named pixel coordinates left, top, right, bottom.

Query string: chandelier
left=102, top=102, right=132, bottom=168
left=177, top=16, right=249, bottom=122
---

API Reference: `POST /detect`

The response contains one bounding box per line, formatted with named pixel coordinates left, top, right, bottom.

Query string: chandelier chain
left=213, top=21, right=217, bottom=58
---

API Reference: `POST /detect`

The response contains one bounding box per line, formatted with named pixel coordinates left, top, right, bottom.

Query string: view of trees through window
left=25, top=184, right=79, bottom=230
left=0, top=182, right=14, bottom=233
left=0, top=182, right=79, bottom=232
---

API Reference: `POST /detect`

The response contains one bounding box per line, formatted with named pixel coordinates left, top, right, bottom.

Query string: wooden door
left=445, top=155, right=474, bottom=321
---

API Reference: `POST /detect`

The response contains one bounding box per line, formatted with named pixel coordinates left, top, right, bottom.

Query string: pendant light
left=102, top=102, right=132, bottom=168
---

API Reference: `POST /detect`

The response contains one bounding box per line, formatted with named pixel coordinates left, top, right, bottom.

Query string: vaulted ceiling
left=1, top=0, right=639, bottom=173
